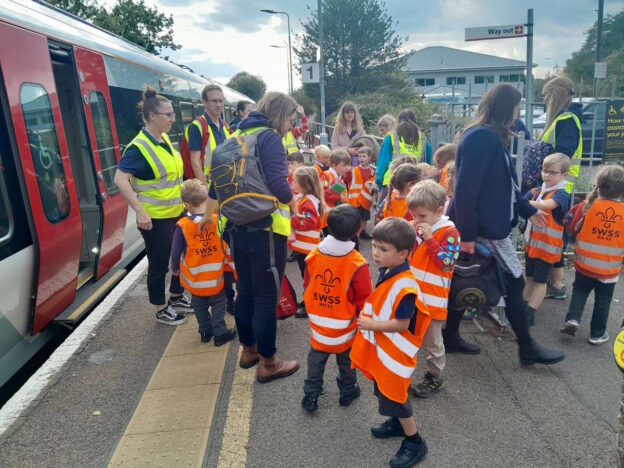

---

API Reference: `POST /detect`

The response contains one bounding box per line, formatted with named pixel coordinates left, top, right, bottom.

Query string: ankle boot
left=443, top=330, right=481, bottom=354
left=239, top=345, right=260, bottom=369
left=256, top=354, right=299, bottom=383
left=519, top=340, right=565, bottom=365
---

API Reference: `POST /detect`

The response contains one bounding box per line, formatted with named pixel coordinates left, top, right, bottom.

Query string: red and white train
left=0, top=0, right=250, bottom=386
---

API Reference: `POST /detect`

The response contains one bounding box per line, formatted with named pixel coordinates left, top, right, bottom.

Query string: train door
left=0, top=23, right=82, bottom=334
left=73, top=47, right=127, bottom=279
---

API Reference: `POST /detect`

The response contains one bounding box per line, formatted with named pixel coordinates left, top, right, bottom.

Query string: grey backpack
left=210, top=127, right=279, bottom=226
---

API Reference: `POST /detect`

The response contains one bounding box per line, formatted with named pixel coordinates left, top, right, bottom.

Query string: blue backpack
left=521, top=141, right=554, bottom=193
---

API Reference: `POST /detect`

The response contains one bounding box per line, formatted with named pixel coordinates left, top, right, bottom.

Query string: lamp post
left=270, top=44, right=290, bottom=94
left=261, top=9, right=293, bottom=94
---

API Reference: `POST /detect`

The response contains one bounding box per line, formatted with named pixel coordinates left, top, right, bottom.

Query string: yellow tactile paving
left=108, top=314, right=237, bottom=467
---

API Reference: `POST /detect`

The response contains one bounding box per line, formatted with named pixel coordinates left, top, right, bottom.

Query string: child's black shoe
left=371, top=417, right=405, bottom=438
left=338, top=383, right=360, bottom=406
left=214, top=329, right=237, bottom=347
left=200, top=331, right=213, bottom=343
left=301, top=394, right=318, bottom=413
left=390, top=435, right=427, bottom=467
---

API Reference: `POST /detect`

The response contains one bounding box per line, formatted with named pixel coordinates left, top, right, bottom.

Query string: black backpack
left=449, top=250, right=505, bottom=309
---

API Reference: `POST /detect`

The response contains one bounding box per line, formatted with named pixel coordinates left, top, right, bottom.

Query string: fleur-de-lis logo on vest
left=315, top=268, right=341, bottom=294
left=595, top=206, right=623, bottom=229
left=194, top=230, right=215, bottom=247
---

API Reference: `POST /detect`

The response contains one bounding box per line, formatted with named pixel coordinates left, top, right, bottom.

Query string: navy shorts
left=358, top=206, right=371, bottom=221
left=525, top=255, right=553, bottom=284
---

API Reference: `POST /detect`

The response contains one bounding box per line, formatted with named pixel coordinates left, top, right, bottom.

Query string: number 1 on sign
left=306, top=66, right=313, bottom=80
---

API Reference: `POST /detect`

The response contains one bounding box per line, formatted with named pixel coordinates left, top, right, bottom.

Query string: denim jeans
left=191, top=291, right=227, bottom=337
left=230, top=228, right=287, bottom=357
left=566, top=271, right=615, bottom=338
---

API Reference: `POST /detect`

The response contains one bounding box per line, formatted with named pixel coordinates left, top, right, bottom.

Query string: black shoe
left=526, top=307, right=536, bottom=327
left=200, top=331, right=213, bottom=343
left=226, top=299, right=235, bottom=316
left=443, top=331, right=481, bottom=354
left=390, top=436, right=428, bottom=467
left=371, top=417, right=405, bottom=439
left=519, top=340, right=565, bottom=365
left=295, top=303, right=308, bottom=318
left=360, top=231, right=372, bottom=240
left=214, top=329, right=237, bottom=347
left=287, top=252, right=297, bottom=263
left=301, top=394, right=318, bottom=413
left=338, top=383, right=360, bottom=406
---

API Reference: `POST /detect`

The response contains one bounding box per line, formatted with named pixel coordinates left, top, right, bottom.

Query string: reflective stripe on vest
left=383, top=192, right=408, bottom=219
left=291, top=195, right=321, bottom=254
left=382, top=131, right=425, bottom=186
left=350, top=271, right=431, bottom=403
left=303, top=249, right=368, bottom=353
left=282, top=131, right=298, bottom=154
left=127, top=130, right=184, bottom=219
left=409, top=219, right=456, bottom=320
left=348, top=166, right=364, bottom=207
left=177, top=214, right=225, bottom=296
left=185, top=116, right=231, bottom=178
left=574, top=199, right=624, bottom=278
left=357, top=178, right=375, bottom=211
left=525, top=189, right=565, bottom=263
left=540, top=112, right=582, bottom=194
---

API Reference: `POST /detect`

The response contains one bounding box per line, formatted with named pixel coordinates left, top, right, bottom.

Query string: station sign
left=301, top=62, right=320, bottom=84
left=604, top=99, right=624, bottom=162
left=465, top=24, right=525, bottom=41
left=594, top=62, right=607, bottom=79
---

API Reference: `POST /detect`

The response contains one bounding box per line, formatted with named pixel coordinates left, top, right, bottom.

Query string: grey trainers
left=545, top=283, right=567, bottom=300
left=412, top=372, right=445, bottom=398
left=560, top=320, right=579, bottom=336
left=156, top=305, right=187, bottom=326
left=588, top=333, right=609, bottom=346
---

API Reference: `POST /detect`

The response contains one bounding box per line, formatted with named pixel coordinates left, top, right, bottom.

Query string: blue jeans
left=231, top=228, right=287, bottom=357
left=566, top=271, right=615, bottom=338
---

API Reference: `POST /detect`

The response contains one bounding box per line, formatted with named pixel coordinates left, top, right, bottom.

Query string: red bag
left=276, top=275, right=297, bottom=320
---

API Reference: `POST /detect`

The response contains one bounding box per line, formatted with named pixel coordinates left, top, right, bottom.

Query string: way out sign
left=465, top=24, right=525, bottom=41
left=301, top=63, right=320, bottom=84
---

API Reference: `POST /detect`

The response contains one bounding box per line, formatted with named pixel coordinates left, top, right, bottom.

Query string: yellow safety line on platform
left=216, top=347, right=255, bottom=467
left=108, top=315, right=235, bottom=468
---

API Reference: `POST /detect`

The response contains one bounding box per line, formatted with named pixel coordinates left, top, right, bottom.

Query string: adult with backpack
left=202, top=91, right=299, bottom=383
left=181, top=84, right=232, bottom=184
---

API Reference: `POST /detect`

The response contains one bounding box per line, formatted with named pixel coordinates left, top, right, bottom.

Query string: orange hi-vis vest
left=291, top=195, right=322, bottom=254
left=321, top=168, right=344, bottom=228
left=303, top=249, right=368, bottom=354
left=525, top=188, right=565, bottom=263
left=177, top=214, right=225, bottom=296
left=350, top=270, right=431, bottom=404
left=358, top=178, right=376, bottom=212
left=348, top=166, right=365, bottom=207
left=574, top=199, right=624, bottom=279
left=313, top=163, right=325, bottom=179
left=439, top=165, right=449, bottom=188
left=409, top=218, right=457, bottom=321
left=383, top=191, right=408, bottom=219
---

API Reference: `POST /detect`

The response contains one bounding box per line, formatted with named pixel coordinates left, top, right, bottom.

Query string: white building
left=403, top=46, right=529, bottom=103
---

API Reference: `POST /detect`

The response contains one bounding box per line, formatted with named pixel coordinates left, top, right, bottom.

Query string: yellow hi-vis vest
left=184, top=116, right=231, bottom=178
left=127, top=130, right=184, bottom=219
left=540, top=112, right=582, bottom=194
left=382, top=130, right=425, bottom=186
left=282, top=131, right=298, bottom=154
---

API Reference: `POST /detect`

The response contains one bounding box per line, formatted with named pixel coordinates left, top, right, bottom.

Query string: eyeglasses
left=541, top=170, right=560, bottom=176
left=206, top=99, right=224, bottom=105
left=155, top=112, right=175, bottom=118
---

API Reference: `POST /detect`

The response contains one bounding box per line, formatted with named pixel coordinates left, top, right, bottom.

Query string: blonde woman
left=377, top=114, right=396, bottom=137
left=331, top=101, right=364, bottom=155
left=540, top=76, right=583, bottom=301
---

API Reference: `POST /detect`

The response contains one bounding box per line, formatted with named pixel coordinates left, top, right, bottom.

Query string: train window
left=0, top=165, right=13, bottom=244
left=89, top=91, right=119, bottom=195
left=20, top=83, right=70, bottom=223
left=180, top=102, right=193, bottom=123
left=194, top=104, right=203, bottom=117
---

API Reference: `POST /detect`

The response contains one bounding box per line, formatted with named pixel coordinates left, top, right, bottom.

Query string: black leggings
left=446, top=272, right=531, bottom=345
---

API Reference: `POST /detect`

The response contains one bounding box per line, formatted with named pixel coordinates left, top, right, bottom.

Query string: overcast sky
left=139, top=0, right=621, bottom=92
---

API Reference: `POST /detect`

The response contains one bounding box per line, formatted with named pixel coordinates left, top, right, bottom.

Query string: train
left=0, top=0, right=251, bottom=387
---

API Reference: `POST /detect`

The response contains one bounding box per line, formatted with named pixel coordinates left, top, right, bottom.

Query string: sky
left=133, top=0, right=622, bottom=93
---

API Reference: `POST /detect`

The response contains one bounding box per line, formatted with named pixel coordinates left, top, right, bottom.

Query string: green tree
left=565, top=10, right=624, bottom=97
left=48, top=0, right=180, bottom=57
left=226, top=72, right=267, bottom=101
left=295, top=0, right=408, bottom=113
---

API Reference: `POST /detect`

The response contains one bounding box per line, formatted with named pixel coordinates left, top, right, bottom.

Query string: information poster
left=604, top=99, right=624, bottom=162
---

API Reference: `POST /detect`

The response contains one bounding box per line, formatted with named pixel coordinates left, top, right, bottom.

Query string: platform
left=0, top=242, right=622, bottom=467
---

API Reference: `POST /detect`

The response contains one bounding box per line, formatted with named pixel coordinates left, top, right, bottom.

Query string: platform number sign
left=301, top=63, right=320, bottom=84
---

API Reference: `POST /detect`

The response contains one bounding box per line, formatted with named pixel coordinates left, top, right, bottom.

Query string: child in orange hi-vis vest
left=301, top=204, right=372, bottom=413
left=433, top=143, right=456, bottom=189
left=313, top=144, right=331, bottom=179
left=350, top=217, right=431, bottom=467
left=522, top=153, right=571, bottom=327
left=406, top=180, right=461, bottom=399
left=348, top=145, right=376, bottom=240
left=289, top=166, right=325, bottom=319
left=561, top=164, right=624, bottom=345
left=170, top=179, right=236, bottom=346
left=286, top=151, right=305, bottom=195
left=380, top=161, right=424, bottom=221
left=321, top=149, right=352, bottom=229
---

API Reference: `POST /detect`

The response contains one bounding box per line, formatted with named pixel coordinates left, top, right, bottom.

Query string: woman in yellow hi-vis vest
left=114, top=87, right=187, bottom=326
left=202, top=92, right=299, bottom=383
left=539, top=76, right=583, bottom=301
